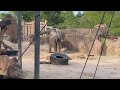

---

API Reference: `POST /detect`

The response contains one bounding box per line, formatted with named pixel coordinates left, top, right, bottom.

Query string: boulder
left=0, top=55, right=23, bottom=79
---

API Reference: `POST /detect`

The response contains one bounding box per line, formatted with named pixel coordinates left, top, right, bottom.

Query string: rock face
left=0, top=55, right=23, bottom=79
left=2, top=14, right=18, bottom=43
left=60, top=27, right=108, bottom=56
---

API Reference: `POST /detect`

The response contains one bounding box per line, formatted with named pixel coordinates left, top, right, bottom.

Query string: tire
left=50, top=54, right=69, bottom=65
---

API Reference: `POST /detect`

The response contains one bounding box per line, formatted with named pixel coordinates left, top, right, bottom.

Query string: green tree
left=40, top=11, right=47, bottom=21
left=77, top=11, right=104, bottom=28
left=9, top=11, right=65, bottom=24
left=77, top=11, right=120, bottom=36
left=9, top=11, right=34, bottom=22
left=0, top=13, right=6, bottom=19
left=8, top=11, right=120, bottom=36
left=58, top=11, right=77, bottom=29
left=21, top=11, right=34, bottom=22
left=42, top=11, right=64, bottom=26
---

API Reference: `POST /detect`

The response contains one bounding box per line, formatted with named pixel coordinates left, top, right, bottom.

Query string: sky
left=0, top=11, right=9, bottom=13
left=73, top=11, right=83, bottom=16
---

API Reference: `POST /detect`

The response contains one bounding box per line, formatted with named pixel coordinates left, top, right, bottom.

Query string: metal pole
left=17, top=11, right=22, bottom=69
left=34, top=11, right=40, bottom=79
left=0, top=27, right=1, bottom=49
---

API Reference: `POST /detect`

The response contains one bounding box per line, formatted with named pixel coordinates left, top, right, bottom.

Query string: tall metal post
left=34, top=11, right=40, bottom=79
left=17, top=11, right=22, bottom=69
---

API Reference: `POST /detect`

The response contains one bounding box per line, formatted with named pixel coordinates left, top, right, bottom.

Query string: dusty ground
left=7, top=41, right=120, bottom=79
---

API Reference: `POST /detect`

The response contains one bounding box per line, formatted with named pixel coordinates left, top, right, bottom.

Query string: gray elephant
left=48, top=28, right=65, bottom=53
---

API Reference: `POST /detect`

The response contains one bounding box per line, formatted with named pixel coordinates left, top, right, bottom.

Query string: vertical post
left=30, top=26, right=31, bottom=35
left=23, top=21, right=26, bottom=40
left=34, top=11, right=40, bottom=79
left=0, top=41, right=1, bottom=50
left=17, top=11, right=22, bottom=69
left=27, top=26, right=28, bottom=37
left=45, top=20, right=47, bottom=43
left=0, top=28, right=1, bottom=49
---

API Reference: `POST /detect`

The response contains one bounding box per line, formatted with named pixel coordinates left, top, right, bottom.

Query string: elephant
left=94, top=36, right=107, bottom=56
left=48, top=28, right=65, bottom=53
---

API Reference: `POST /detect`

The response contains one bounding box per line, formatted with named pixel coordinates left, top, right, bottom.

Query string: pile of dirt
left=61, top=29, right=96, bottom=54
left=106, top=37, right=120, bottom=56
left=61, top=29, right=93, bottom=51
left=61, top=28, right=120, bottom=56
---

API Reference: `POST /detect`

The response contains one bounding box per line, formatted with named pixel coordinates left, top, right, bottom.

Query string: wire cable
left=79, top=11, right=106, bottom=79
left=17, top=11, right=57, bottom=61
left=10, top=11, right=57, bottom=71
left=93, top=11, right=114, bottom=79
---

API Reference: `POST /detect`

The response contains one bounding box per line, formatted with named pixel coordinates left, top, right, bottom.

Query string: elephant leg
left=53, top=42, right=57, bottom=53
left=48, top=44, right=52, bottom=53
left=0, top=41, right=1, bottom=49
left=57, top=43, right=61, bottom=54
left=102, top=45, right=107, bottom=56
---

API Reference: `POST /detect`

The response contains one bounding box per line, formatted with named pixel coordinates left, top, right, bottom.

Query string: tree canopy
left=1, top=11, right=120, bottom=36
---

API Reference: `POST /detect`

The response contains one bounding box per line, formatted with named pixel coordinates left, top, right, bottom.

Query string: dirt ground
left=8, top=41, right=120, bottom=79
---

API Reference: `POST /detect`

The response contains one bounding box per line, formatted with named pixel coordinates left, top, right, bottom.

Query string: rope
left=93, top=11, right=114, bottom=79
left=79, top=11, right=106, bottom=79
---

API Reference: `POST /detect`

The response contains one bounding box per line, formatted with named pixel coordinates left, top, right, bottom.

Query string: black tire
left=50, top=54, right=69, bottom=65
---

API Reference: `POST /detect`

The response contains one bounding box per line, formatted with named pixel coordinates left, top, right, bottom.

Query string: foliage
left=43, top=11, right=64, bottom=26
left=2, top=11, right=120, bottom=36
left=21, top=11, right=34, bottom=22
left=0, top=13, right=6, bottom=19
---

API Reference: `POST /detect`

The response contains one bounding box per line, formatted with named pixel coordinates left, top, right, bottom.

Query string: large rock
left=0, top=55, right=23, bottom=79
left=2, top=14, right=18, bottom=43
